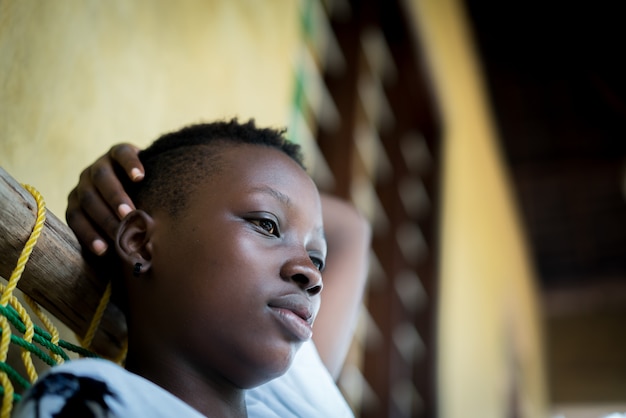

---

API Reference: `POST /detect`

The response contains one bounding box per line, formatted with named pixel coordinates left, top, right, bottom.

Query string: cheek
left=176, top=233, right=280, bottom=297
left=153, top=224, right=284, bottom=316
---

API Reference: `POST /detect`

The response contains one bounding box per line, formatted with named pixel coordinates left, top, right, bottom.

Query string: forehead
left=217, top=143, right=309, bottom=182
left=197, top=143, right=321, bottom=214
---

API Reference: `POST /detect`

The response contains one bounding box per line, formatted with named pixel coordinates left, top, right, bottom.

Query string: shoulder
left=13, top=359, right=204, bottom=418
left=13, top=359, right=124, bottom=418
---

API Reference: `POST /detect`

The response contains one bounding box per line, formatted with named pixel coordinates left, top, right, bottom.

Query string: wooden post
left=0, top=166, right=126, bottom=358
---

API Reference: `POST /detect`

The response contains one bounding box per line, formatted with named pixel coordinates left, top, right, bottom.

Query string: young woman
left=15, top=119, right=370, bottom=417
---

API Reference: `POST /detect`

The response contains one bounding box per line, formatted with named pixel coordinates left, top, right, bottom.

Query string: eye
left=250, top=218, right=279, bottom=237
left=310, top=256, right=325, bottom=272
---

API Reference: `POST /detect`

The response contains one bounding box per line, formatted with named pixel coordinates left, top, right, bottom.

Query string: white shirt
left=13, top=340, right=354, bottom=417
left=247, top=340, right=354, bottom=417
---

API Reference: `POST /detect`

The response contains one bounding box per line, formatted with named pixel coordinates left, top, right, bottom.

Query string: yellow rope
left=10, top=297, right=38, bottom=384
left=80, top=281, right=112, bottom=350
left=81, top=281, right=128, bottom=364
left=0, top=183, right=128, bottom=418
left=0, top=286, right=60, bottom=370
left=0, top=316, right=14, bottom=418
left=0, top=184, right=46, bottom=418
left=0, top=185, right=45, bottom=307
left=23, top=294, right=64, bottom=364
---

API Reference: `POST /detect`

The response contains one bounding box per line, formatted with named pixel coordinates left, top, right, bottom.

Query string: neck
left=125, top=346, right=247, bottom=418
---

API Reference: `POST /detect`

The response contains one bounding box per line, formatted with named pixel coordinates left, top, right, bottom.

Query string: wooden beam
left=0, top=167, right=126, bottom=358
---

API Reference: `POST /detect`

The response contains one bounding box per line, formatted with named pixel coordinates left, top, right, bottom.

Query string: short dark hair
left=127, top=118, right=304, bottom=217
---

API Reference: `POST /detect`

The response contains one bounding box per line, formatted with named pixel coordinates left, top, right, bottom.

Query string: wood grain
left=0, top=166, right=126, bottom=358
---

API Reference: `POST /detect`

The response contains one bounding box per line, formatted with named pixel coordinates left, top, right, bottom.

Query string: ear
left=116, top=210, right=155, bottom=276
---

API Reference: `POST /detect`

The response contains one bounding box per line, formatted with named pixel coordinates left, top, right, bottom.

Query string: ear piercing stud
left=133, top=262, right=142, bottom=277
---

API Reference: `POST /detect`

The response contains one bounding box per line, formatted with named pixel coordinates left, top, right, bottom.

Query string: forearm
left=312, top=194, right=371, bottom=379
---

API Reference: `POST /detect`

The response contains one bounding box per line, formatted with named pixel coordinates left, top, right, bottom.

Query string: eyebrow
left=249, top=185, right=293, bottom=208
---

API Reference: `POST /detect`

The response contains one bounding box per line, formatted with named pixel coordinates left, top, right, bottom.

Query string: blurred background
left=1, top=1, right=625, bottom=417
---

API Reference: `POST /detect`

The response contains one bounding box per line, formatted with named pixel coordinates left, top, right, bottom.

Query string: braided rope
left=0, top=184, right=103, bottom=417
left=0, top=185, right=45, bottom=306
left=0, top=316, right=13, bottom=418
left=0, top=184, right=128, bottom=417
left=0, top=303, right=69, bottom=362
left=80, top=277, right=129, bottom=364
left=11, top=296, right=38, bottom=384
left=0, top=185, right=46, bottom=417
left=0, top=185, right=128, bottom=418
left=80, top=281, right=112, bottom=350
left=23, top=294, right=63, bottom=364
left=0, top=301, right=99, bottom=361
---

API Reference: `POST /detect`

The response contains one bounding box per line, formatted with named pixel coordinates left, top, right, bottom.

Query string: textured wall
left=0, top=0, right=298, bottom=216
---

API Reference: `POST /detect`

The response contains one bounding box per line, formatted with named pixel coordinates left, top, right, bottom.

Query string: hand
left=66, top=144, right=144, bottom=255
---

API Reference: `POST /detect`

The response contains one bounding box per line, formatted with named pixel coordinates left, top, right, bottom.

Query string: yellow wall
left=408, top=0, right=548, bottom=417
left=0, top=0, right=298, bottom=216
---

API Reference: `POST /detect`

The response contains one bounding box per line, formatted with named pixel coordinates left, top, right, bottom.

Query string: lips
left=268, top=294, right=315, bottom=342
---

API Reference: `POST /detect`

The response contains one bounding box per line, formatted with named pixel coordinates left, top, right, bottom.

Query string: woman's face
left=136, top=144, right=326, bottom=389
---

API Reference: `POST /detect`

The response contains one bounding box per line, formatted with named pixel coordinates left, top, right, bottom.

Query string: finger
left=74, top=179, right=122, bottom=241
left=110, top=143, right=144, bottom=182
left=66, top=188, right=109, bottom=255
left=89, top=160, right=135, bottom=219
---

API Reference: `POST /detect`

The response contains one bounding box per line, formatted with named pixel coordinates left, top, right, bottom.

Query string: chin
left=239, top=344, right=297, bottom=389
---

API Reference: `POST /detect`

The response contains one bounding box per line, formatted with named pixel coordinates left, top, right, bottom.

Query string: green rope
left=0, top=311, right=101, bottom=406
left=0, top=303, right=103, bottom=404
left=0, top=306, right=67, bottom=361
left=0, top=363, right=30, bottom=391
left=0, top=305, right=97, bottom=360
left=0, top=184, right=106, bottom=414
left=6, top=333, right=58, bottom=367
left=57, top=340, right=100, bottom=359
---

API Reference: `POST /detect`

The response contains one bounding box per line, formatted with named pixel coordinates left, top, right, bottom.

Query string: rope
left=80, top=281, right=112, bottom=349
left=0, top=184, right=46, bottom=417
left=0, top=317, right=13, bottom=417
left=80, top=278, right=128, bottom=363
left=0, top=184, right=110, bottom=417
left=23, top=294, right=63, bottom=364
left=0, top=185, right=45, bottom=307
left=0, top=304, right=68, bottom=364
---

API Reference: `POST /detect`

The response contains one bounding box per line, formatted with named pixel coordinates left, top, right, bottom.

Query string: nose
left=280, top=255, right=323, bottom=296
